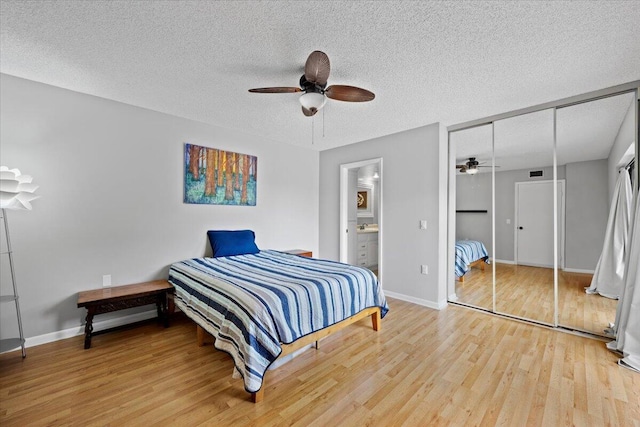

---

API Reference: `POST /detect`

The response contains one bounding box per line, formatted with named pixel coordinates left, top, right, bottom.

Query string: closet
left=448, top=83, right=639, bottom=336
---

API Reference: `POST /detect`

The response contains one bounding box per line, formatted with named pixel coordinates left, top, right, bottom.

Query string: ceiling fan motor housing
left=299, top=75, right=326, bottom=94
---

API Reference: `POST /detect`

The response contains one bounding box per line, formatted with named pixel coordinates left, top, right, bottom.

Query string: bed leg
left=197, top=325, right=206, bottom=347
left=459, top=275, right=464, bottom=282
left=252, top=388, right=264, bottom=403
left=480, top=263, right=485, bottom=271
left=371, top=309, right=381, bottom=331
left=315, top=340, right=320, bottom=349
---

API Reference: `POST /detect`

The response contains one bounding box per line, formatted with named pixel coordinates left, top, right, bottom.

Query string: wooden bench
left=77, top=280, right=174, bottom=349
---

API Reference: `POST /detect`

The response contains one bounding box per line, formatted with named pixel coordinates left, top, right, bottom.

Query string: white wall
left=565, top=159, right=609, bottom=271
left=319, top=124, right=447, bottom=308
left=0, top=74, right=319, bottom=340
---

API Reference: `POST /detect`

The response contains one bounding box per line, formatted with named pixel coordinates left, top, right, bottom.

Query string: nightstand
left=283, top=249, right=312, bottom=257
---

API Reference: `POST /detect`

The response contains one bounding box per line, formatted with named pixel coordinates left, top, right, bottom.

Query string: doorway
left=339, top=158, right=383, bottom=282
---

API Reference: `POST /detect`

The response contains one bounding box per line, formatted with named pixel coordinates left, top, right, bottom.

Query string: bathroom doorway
left=339, top=158, right=383, bottom=281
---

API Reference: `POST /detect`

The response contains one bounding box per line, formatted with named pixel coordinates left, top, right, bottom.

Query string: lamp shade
left=0, top=166, right=39, bottom=210
left=299, top=92, right=326, bottom=111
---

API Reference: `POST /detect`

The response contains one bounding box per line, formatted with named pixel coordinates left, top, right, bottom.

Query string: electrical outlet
left=506, top=219, right=511, bottom=225
left=421, top=265, right=428, bottom=275
left=102, top=274, right=111, bottom=287
left=419, top=220, right=427, bottom=230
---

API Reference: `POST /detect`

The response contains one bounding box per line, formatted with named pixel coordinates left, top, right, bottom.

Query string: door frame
left=339, top=158, right=383, bottom=280
left=514, top=179, right=566, bottom=269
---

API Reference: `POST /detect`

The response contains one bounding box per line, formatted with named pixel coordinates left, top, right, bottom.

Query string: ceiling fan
left=248, top=51, right=375, bottom=117
left=456, top=157, right=495, bottom=174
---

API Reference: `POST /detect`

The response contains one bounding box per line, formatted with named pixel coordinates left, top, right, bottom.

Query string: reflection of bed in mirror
left=455, top=240, right=489, bottom=282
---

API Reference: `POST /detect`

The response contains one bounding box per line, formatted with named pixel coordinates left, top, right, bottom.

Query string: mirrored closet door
left=493, top=108, right=557, bottom=325
left=556, top=92, right=636, bottom=335
left=450, top=124, right=494, bottom=312
left=449, top=83, right=639, bottom=337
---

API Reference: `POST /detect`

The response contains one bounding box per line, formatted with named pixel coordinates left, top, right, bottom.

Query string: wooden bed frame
left=195, top=306, right=382, bottom=403
left=458, top=258, right=486, bottom=282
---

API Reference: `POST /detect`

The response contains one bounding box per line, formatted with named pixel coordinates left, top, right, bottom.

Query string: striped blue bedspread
left=168, top=250, right=389, bottom=393
left=455, top=240, right=489, bottom=277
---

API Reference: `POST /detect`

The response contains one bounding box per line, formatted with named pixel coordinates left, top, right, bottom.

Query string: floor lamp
left=0, top=166, right=39, bottom=358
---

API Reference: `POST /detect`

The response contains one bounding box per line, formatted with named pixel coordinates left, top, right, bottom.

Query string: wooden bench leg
left=83, top=307, right=96, bottom=349
left=167, top=293, right=175, bottom=315
left=156, top=291, right=170, bottom=328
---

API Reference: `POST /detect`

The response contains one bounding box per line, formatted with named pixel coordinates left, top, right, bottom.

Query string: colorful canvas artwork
left=184, top=143, right=257, bottom=205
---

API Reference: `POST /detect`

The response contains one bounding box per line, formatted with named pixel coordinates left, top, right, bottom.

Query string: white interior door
left=516, top=180, right=564, bottom=267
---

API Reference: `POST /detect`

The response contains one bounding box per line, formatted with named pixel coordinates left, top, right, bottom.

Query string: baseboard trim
left=384, top=290, right=447, bottom=310
left=1, top=309, right=158, bottom=354
left=494, top=259, right=516, bottom=265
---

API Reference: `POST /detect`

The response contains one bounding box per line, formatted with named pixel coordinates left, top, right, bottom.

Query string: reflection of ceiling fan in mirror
left=456, top=157, right=497, bottom=174
left=248, top=51, right=375, bottom=117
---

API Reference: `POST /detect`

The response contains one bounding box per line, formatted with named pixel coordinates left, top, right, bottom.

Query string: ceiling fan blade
left=248, top=87, right=302, bottom=93
left=325, top=85, right=375, bottom=102
left=456, top=165, right=464, bottom=169
left=302, top=106, right=319, bottom=117
left=304, top=51, right=331, bottom=86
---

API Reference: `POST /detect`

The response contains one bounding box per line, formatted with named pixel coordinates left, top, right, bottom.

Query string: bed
left=168, top=231, right=389, bottom=402
left=455, top=240, right=490, bottom=282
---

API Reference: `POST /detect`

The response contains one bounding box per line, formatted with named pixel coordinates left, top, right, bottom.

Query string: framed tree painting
left=184, top=143, right=257, bottom=205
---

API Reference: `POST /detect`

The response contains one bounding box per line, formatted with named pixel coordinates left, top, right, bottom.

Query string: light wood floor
left=455, top=263, right=618, bottom=335
left=1, top=298, right=638, bottom=426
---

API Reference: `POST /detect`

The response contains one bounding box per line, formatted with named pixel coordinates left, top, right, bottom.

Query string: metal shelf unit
left=0, top=209, right=26, bottom=358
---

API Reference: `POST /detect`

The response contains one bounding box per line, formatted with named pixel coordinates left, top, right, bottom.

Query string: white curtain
left=607, top=179, right=640, bottom=373
left=586, top=171, right=633, bottom=299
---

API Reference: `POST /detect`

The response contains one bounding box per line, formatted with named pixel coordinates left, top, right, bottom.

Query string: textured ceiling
left=1, top=1, right=639, bottom=151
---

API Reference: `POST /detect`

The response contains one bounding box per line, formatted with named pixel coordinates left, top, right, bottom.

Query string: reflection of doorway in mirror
left=514, top=180, right=565, bottom=268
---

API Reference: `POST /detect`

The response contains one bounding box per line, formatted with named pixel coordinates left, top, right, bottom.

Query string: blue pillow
left=207, top=230, right=260, bottom=258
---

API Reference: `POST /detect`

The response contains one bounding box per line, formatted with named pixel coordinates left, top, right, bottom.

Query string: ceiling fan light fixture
left=466, top=167, right=479, bottom=175
left=299, top=92, right=326, bottom=112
